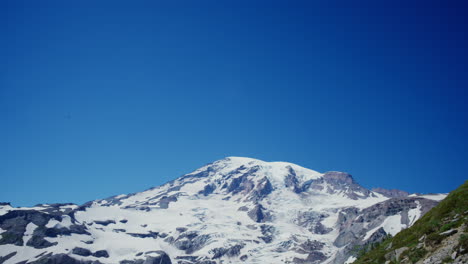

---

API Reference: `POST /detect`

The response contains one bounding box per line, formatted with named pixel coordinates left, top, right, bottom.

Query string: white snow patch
left=22, top=223, right=38, bottom=245
left=408, top=201, right=422, bottom=225
left=46, top=215, right=73, bottom=228
left=345, top=255, right=357, bottom=264
left=364, top=213, right=407, bottom=240
left=418, top=194, right=447, bottom=201
left=381, top=214, right=406, bottom=236
left=0, top=204, right=12, bottom=216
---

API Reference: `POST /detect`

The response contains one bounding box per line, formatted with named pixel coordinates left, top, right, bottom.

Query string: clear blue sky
left=1, top=1, right=467, bottom=206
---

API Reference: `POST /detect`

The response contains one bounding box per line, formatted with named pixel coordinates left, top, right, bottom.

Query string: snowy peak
left=0, top=157, right=447, bottom=264
left=192, top=157, right=322, bottom=184
left=188, top=156, right=322, bottom=183
left=178, top=157, right=325, bottom=200
left=146, top=157, right=381, bottom=205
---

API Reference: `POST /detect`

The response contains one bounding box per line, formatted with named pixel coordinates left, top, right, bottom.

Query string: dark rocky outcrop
left=198, top=184, right=216, bottom=196
left=157, top=195, right=178, bottom=209
left=366, top=227, right=387, bottom=244
left=224, top=166, right=260, bottom=195
left=143, top=252, right=172, bottom=264
left=0, top=231, right=24, bottom=246
left=120, top=260, right=144, bottom=264
left=227, top=174, right=252, bottom=194
left=93, top=250, right=109, bottom=258
left=292, top=251, right=328, bottom=264
left=28, top=254, right=102, bottom=264
left=127, top=231, right=159, bottom=238
left=247, top=204, right=270, bottom=223
left=0, top=210, right=60, bottom=246
left=94, top=220, right=115, bottom=226
left=33, top=225, right=89, bottom=239
left=211, top=244, right=245, bottom=259
left=72, top=247, right=92, bottom=256
left=295, top=211, right=332, bottom=234
left=315, top=171, right=372, bottom=200
left=295, top=239, right=325, bottom=254
left=174, top=256, right=215, bottom=264
left=283, top=166, right=317, bottom=193
left=334, top=231, right=359, bottom=248
left=173, top=232, right=211, bottom=254
left=361, top=197, right=437, bottom=223
left=0, top=251, right=16, bottom=264
left=248, top=177, right=273, bottom=202
left=26, top=235, right=58, bottom=248
left=259, top=224, right=275, bottom=243
left=0, top=209, right=87, bottom=249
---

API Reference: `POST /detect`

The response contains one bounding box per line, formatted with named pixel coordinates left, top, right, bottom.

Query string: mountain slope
left=0, top=157, right=445, bottom=264
left=353, top=180, right=468, bottom=264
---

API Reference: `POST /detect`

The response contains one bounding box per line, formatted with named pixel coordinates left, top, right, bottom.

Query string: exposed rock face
left=414, top=224, right=467, bottom=264
left=173, top=231, right=211, bottom=254
left=0, top=209, right=87, bottom=249
left=248, top=177, right=273, bottom=202
left=26, top=235, right=58, bottom=249
left=156, top=195, right=178, bottom=209
left=259, top=224, right=275, bottom=243
left=0, top=210, right=58, bottom=246
left=93, top=250, right=109, bottom=258
left=247, top=204, right=270, bottom=223
left=284, top=166, right=301, bottom=193
left=143, top=251, right=172, bottom=264
left=293, top=251, right=328, bottom=264
left=94, top=220, right=115, bottom=226
left=72, top=247, right=92, bottom=256
left=317, top=171, right=374, bottom=199
left=295, top=211, right=332, bottom=235
left=0, top=157, right=445, bottom=264
left=372, top=187, right=410, bottom=198
left=366, top=227, right=387, bottom=244
left=0, top=252, right=16, bottom=264
left=211, top=243, right=245, bottom=259
left=28, top=253, right=102, bottom=264
left=199, top=184, right=216, bottom=196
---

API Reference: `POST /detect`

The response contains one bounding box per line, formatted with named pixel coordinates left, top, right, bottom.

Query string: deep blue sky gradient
left=1, top=1, right=467, bottom=206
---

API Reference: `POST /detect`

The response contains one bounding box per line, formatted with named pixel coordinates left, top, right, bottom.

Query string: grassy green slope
left=353, top=180, right=468, bottom=264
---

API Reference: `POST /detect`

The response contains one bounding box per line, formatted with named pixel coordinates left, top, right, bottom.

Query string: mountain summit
left=0, top=157, right=446, bottom=264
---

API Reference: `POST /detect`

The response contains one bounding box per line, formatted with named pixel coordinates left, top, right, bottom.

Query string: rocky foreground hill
left=353, top=181, right=467, bottom=264
left=0, top=157, right=447, bottom=264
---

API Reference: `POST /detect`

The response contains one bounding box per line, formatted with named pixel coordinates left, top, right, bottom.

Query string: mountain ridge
left=0, top=157, right=446, bottom=264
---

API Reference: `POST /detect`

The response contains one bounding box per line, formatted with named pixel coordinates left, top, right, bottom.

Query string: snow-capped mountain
left=0, top=157, right=446, bottom=264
